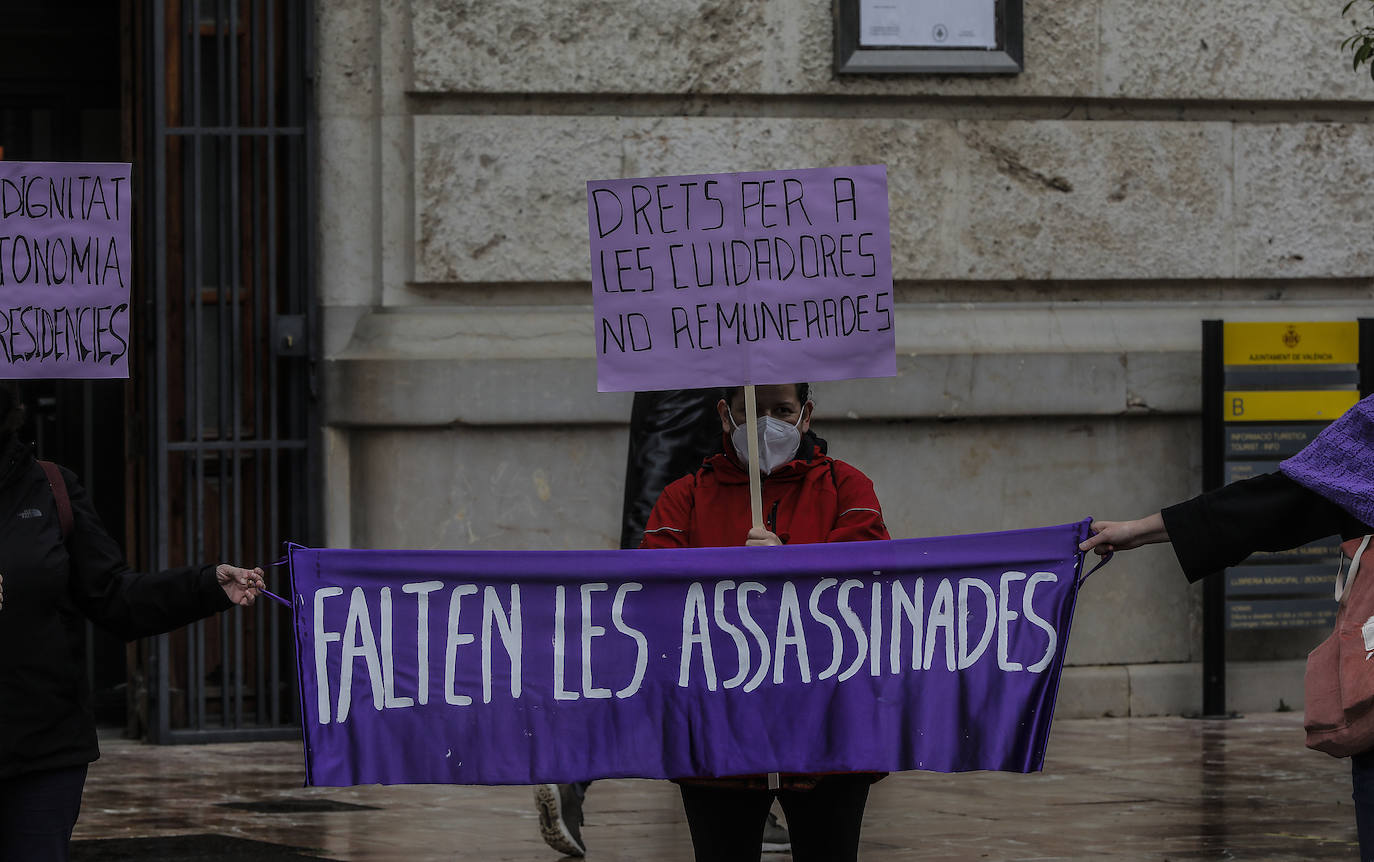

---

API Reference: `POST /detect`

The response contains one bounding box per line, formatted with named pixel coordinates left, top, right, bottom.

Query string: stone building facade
left=316, top=0, right=1374, bottom=717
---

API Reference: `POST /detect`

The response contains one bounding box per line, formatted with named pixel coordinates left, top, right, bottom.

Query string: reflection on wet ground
left=74, top=712, right=1358, bottom=860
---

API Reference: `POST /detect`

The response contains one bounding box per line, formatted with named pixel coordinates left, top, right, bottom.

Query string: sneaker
left=534, top=783, right=587, bottom=857
left=761, top=811, right=791, bottom=853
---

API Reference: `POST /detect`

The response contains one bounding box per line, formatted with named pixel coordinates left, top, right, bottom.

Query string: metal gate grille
left=140, top=0, right=316, bottom=743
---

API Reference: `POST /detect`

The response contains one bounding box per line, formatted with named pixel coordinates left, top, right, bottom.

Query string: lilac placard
left=0, top=161, right=131, bottom=378
left=587, top=165, right=895, bottom=392
left=290, top=520, right=1092, bottom=787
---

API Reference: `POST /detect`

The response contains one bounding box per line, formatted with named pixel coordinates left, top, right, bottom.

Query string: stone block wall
left=317, top=0, right=1374, bottom=716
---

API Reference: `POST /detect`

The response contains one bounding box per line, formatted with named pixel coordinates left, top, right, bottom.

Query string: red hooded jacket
left=639, top=432, right=888, bottom=550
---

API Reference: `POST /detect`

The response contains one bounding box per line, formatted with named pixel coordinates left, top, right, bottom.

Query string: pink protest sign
left=0, top=161, right=132, bottom=378
left=588, top=165, right=895, bottom=392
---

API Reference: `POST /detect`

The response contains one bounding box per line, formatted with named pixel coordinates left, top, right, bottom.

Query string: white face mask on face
left=730, top=411, right=804, bottom=475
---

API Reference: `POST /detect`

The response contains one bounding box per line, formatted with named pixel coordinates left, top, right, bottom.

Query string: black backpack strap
left=38, top=460, right=73, bottom=540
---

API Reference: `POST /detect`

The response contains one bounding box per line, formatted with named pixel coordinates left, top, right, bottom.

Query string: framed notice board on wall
left=1198, top=319, right=1374, bottom=715
left=835, top=0, right=1024, bottom=74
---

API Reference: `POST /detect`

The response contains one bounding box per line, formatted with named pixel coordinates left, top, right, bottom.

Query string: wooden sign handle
left=743, top=384, right=764, bottom=530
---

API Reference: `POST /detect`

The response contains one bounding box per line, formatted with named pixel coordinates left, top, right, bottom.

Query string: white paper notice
left=858, top=0, right=997, bottom=49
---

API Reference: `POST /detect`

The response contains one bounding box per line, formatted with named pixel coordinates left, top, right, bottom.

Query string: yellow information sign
left=1223, top=389, right=1360, bottom=422
left=1223, top=321, right=1358, bottom=365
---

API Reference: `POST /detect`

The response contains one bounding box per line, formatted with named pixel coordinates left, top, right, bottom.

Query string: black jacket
left=619, top=389, right=722, bottom=550
left=0, top=436, right=231, bottom=779
left=1161, top=471, right=1372, bottom=582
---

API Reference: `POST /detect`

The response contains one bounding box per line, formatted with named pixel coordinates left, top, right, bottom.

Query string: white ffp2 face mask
left=730, top=413, right=803, bottom=475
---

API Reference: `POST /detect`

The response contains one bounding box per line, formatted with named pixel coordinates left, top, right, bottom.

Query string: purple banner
left=291, top=521, right=1092, bottom=787
left=0, top=161, right=131, bottom=378
left=587, top=165, right=895, bottom=392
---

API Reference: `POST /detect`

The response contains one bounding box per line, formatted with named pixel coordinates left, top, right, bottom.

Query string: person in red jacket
left=641, top=382, right=889, bottom=862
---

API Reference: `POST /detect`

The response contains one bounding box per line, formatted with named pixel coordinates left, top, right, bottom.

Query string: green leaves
left=1342, top=0, right=1374, bottom=82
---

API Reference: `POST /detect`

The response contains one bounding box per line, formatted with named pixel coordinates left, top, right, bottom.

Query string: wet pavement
left=73, top=711, right=1360, bottom=860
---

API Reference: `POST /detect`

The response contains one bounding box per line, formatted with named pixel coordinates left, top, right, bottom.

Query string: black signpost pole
left=1200, top=320, right=1227, bottom=716
left=1360, top=318, right=1374, bottom=397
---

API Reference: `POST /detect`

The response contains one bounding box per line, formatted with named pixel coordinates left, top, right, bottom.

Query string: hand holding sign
left=745, top=526, right=783, bottom=546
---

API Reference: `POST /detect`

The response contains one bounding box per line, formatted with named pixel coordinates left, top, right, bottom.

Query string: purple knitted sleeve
left=1278, top=393, right=1374, bottom=528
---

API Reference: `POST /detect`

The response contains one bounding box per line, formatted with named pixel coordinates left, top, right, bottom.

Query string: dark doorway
left=135, top=0, right=317, bottom=742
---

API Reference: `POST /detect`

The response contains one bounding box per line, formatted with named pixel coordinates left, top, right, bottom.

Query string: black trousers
left=679, top=775, right=871, bottom=862
left=1352, top=751, right=1374, bottom=861
left=0, top=764, right=88, bottom=862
